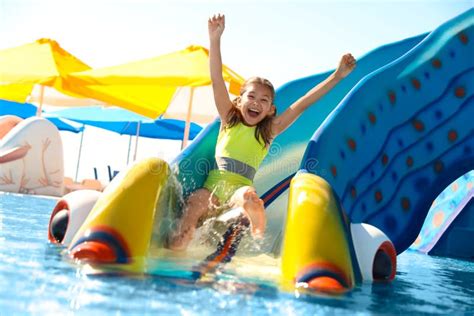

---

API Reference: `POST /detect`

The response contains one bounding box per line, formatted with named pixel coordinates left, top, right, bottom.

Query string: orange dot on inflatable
left=411, top=78, right=421, bottom=90
left=459, top=32, right=468, bottom=44
left=455, top=87, right=466, bottom=98
left=451, top=182, right=459, bottom=192
left=368, top=112, right=377, bottom=124
left=331, top=166, right=337, bottom=177
left=347, top=138, right=356, bottom=151
left=388, top=91, right=396, bottom=104
left=401, top=197, right=410, bottom=211
left=432, top=58, right=442, bottom=69
left=448, top=130, right=458, bottom=142
left=412, top=119, right=425, bottom=132
left=433, top=211, right=444, bottom=228
left=434, top=160, right=444, bottom=173
left=375, top=191, right=383, bottom=203
left=467, top=182, right=473, bottom=190
left=308, top=277, right=347, bottom=294
left=351, top=186, right=357, bottom=198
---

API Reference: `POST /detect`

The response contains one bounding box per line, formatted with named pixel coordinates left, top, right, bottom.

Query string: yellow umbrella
left=0, top=38, right=92, bottom=114
left=64, top=45, right=244, bottom=147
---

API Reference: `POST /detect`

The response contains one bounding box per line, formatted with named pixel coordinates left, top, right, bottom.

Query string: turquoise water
left=0, top=192, right=473, bottom=315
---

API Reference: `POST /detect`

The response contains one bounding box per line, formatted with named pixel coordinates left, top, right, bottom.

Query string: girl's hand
left=334, top=53, right=356, bottom=79
left=208, top=14, right=225, bottom=41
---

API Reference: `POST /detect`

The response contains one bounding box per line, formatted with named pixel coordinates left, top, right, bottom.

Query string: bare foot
left=168, top=224, right=195, bottom=251
left=242, top=190, right=266, bottom=238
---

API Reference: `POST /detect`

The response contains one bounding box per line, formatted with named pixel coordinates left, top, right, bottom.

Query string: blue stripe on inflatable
left=261, top=173, right=295, bottom=207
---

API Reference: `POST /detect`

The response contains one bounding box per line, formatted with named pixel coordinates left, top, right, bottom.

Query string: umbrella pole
left=127, top=135, right=132, bottom=165
left=75, top=128, right=85, bottom=182
left=133, top=121, right=141, bottom=161
left=36, top=85, right=45, bottom=116
left=181, top=87, right=195, bottom=149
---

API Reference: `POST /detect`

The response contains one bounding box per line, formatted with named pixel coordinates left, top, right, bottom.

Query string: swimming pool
left=0, top=192, right=473, bottom=314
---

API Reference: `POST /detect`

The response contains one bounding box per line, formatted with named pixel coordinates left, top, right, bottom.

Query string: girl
left=169, top=14, right=356, bottom=250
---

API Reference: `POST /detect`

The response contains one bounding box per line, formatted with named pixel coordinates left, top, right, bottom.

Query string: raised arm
left=209, top=14, right=233, bottom=123
left=272, top=53, right=356, bottom=136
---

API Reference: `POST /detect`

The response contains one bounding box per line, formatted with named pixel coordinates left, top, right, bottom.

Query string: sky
left=0, top=0, right=472, bottom=182
left=1, top=0, right=472, bottom=87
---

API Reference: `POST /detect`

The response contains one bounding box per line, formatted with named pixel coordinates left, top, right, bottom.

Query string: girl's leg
left=229, top=186, right=266, bottom=238
left=168, top=188, right=219, bottom=250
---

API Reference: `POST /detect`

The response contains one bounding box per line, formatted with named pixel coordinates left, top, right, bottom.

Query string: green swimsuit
left=203, top=122, right=268, bottom=204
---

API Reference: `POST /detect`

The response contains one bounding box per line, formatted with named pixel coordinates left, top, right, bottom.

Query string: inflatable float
left=49, top=158, right=396, bottom=295
left=0, top=115, right=64, bottom=196
left=48, top=9, right=473, bottom=294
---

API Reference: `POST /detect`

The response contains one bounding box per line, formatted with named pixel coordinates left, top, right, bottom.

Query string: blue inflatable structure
left=301, top=9, right=473, bottom=255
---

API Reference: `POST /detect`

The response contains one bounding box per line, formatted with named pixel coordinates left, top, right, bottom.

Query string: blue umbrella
left=48, top=106, right=203, bottom=178
left=0, top=99, right=84, bottom=133
left=48, top=106, right=202, bottom=140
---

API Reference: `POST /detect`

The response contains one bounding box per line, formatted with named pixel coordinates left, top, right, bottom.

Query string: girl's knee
left=187, top=189, right=210, bottom=204
left=185, top=188, right=220, bottom=216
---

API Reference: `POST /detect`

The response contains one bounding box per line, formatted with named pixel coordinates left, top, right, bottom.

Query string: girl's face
left=238, top=83, right=275, bottom=126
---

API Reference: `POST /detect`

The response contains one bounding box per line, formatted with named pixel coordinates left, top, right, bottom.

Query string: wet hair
left=225, top=77, right=276, bottom=147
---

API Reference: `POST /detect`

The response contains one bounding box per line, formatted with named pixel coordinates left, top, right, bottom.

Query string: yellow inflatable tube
left=281, top=171, right=360, bottom=294
left=68, top=158, right=170, bottom=264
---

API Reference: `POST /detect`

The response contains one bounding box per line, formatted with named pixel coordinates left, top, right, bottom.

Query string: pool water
left=0, top=192, right=473, bottom=314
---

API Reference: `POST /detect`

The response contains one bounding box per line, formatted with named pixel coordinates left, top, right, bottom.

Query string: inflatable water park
left=1, top=9, right=472, bottom=296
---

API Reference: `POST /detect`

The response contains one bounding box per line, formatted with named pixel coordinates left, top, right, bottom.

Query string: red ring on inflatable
left=374, top=240, right=397, bottom=281
left=47, top=199, right=70, bottom=243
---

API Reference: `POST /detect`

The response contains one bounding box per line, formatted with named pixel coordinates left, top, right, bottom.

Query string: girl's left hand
left=334, top=53, right=356, bottom=79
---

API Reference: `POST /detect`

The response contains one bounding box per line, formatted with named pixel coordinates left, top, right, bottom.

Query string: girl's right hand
left=208, top=14, right=225, bottom=41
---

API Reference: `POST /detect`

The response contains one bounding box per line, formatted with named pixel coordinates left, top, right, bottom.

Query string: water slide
left=48, top=9, right=473, bottom=292
left=173, top=31, right=428, bottom=256
left=410, top=171, right=474, bottom=258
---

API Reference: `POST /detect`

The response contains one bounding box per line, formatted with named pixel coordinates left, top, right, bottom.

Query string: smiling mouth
left=247, top=108, right=260, bottom=118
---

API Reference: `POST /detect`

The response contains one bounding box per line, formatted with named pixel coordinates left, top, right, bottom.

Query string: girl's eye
left=248, top=95, right=255, bottom=99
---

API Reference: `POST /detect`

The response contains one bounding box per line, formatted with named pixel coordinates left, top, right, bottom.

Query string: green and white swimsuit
left=203, top=122, right=268, bottom=204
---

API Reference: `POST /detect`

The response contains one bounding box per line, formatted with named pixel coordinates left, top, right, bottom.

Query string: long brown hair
left=225, top=77, right=276, bottom=147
